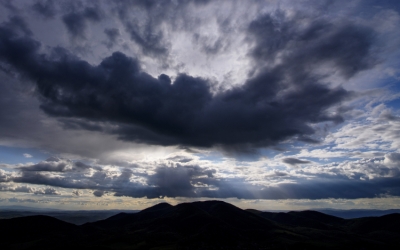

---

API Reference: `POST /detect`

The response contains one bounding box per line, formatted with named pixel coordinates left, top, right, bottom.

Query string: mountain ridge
left=1, top=200, right=399, bottom=249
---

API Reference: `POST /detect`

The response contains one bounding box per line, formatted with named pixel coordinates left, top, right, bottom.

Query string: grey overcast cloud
left=1, top=0, right=400, bottom=210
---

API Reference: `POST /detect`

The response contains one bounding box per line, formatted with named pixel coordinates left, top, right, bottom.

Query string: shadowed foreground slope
left=1, top=200, right=399, bottom=249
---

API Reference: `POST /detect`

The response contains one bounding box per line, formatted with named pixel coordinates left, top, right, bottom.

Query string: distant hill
left=0, top=205, right=62, bottom=211
left=315, top=208, right=400, bottom=219
left=1, top=200, right=399, bottom=249
left=0, top=208, right=139, bottom=225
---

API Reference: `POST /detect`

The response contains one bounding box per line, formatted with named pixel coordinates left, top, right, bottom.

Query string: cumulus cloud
left=23, top=153, right=33, bottom=158
left=72, top=190, right=82, bottom=196
left=93, top=190, right=106, bottom=197
left=1, top=153, right=400, bottom=200
left=282, top=158, right=311, bottom=166
left=19, top=157, right=97, bottom=172
left=166, top=155, right=194, bottom=163
left=33, top=187, right=60, bottom=195
left=0, top=184, right=60, bottom=195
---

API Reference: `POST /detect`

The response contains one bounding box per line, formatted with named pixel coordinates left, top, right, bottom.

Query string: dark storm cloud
left=12, top=171, right=77, bottom=188
left=282, top=158, right=311, bottom=166
left=0, top=0, right=18, bottom=12
left=103, top=28, right=120, bottom=48
left=32, top=0, right=56, bottom=19
left=365, top=0, right=400, bottom=11
left=3, top=16, right=32, bottom=36
left=62, top=7, right=103, bottom=39
left=5, top=161, right=141, bottom=194
left=19, top=157, right=98, bottom=172
left=58, top=118, right=106, bottom=132
left=248, top=12, right=375, bottom=78
left=0, top=11, right=375, bottom=151
left=93, top=190, right=106, bottom=197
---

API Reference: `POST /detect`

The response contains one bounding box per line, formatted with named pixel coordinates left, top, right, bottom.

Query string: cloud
left=0, top=184, right=34, bottom=193
left=62, top=7, right=103, bottom=39
left=1, top=153, right=400, bottom=200
left=93, top=190, right=105, bottom=197
left=103, top=28, right=120, bottom=48
left=31, top=0, right=56, bottom=19
left=166, top=155, right=194, bottom=163
left=72, top=190, right=82, bottom=196
left=114, top=164, right=217, bottom=198
left=248, top=12, right=375, bottom=78
left=33, top=187, right=60, bottom=195
left=19, top=157, right=96, bottom=172
left=109, top=0, right=182, bottom=57
left=326, top=104, right=400, bottom=151
left=8, top=197, right=38, bottom=203
left=0, top=184, right=60, bottom=195
left=23, top=153, right=33, bottom=158
left=192, top=33, right=225, bottom=55
left=282, top=158, right=311, bottom=166
left=0, top=12, right=374, bottom=151
left=3, top=15, right=32, bottom=36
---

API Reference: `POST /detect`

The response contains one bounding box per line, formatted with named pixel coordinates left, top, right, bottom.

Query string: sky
left=0, top=0, right=400, bottom=211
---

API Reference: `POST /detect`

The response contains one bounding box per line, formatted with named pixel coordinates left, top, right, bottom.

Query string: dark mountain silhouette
left=1, top=200, right=399, bottom=249
left=315, top=209, right=400, bottom=219
left=0, top=215, right=84, bottom=249
left=248, top=209, right=345, bottom=229
left=0, top=209, right=140, bottom=225
left=345, top=213, right=400, bottom=233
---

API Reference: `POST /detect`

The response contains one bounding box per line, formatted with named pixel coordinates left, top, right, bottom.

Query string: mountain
left=0, top=215, right=84, bottom=249
left=315, top=208, right=400, bottom=219
left=0, top=209, right=140, bottom=225
left=0, top=205, right=62, bottom=211
left=84, top=200, right=290, bottom=249
left=1, top=200, right=400, bottom=249
left=247, top=209, right=344, bottom=230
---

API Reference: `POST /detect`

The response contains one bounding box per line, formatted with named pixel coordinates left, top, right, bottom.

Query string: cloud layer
left=1, top=153, right=399, bottom=200
left=0, top=9, right=376, bottom=151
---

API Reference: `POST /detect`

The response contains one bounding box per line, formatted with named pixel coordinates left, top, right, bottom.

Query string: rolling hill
left=1, top=200, right=399, bottom=249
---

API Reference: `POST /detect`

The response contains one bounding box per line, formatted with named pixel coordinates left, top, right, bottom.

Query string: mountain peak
left=141, top=202, right=172, bottom=212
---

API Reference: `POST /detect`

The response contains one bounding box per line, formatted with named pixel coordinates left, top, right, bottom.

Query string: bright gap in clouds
left=0, top=0, right=400, bottom=210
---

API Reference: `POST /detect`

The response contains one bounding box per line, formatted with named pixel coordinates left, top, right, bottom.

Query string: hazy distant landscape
left=1, top=200, right=399, bottom=249
left=0, top=207, right=139, bottom=225
left=1, top=205, right=399, bottom=225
